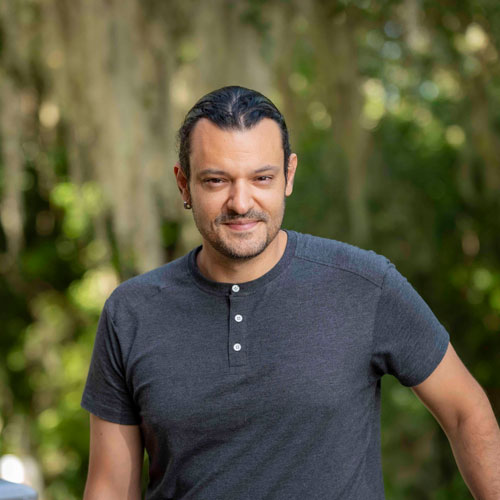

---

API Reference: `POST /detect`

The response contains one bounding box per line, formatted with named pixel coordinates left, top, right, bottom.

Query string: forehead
left=189, top=118, right=283, bottom=171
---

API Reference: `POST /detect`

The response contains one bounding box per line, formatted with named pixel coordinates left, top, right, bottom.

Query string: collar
left=186, top=229, right=297, bottom=296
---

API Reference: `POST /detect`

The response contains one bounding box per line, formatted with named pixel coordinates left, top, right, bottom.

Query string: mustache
left=216, top=211, right=269, bottom=224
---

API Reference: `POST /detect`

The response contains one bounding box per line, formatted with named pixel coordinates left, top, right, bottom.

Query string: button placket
left=228, top=294, right=247, bottom=368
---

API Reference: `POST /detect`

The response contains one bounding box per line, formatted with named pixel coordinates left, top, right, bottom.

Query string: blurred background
left=0, top=0, right=499, bottom=498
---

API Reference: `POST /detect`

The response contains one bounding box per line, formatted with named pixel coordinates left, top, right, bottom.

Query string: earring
left=183, top=200, right=192, bottom=210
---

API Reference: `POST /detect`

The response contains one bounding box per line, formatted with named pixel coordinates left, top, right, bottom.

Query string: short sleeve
left=371, top=264, right=450, bottom=386
left=81, top=300, right=140, bottom=424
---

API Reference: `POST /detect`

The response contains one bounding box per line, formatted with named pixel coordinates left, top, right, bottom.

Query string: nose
left=226, top=180, right=254, bottom=215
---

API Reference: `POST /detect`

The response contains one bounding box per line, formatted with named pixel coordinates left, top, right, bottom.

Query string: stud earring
left=183, top=200, right=192, bottom=210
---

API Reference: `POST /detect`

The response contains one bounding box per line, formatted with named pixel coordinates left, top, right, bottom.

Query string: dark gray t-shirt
left=81, top=230, right=449, bottom=499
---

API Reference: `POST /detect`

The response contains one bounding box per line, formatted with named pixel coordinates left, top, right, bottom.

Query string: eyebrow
left=197, top=165, right=280, bottom=177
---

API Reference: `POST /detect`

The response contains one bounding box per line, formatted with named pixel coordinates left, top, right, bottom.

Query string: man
left=81, top=86, right=500, bottom=499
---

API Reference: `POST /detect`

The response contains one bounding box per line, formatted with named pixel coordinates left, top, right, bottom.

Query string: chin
left=215, top=240, right=269, bottom=261
left=198, top=220, right=283, bottom=261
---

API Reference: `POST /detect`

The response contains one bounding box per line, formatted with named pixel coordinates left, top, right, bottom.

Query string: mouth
left=223, top=220, right=260, bottom=231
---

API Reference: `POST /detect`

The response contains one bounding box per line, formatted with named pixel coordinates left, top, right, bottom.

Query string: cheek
left=260, top=191, right=285, bottom=211
left=192, top=191, right=224, bottom=215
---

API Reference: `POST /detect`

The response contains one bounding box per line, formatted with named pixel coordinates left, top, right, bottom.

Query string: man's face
left=177, top=118, right=297, bottom=261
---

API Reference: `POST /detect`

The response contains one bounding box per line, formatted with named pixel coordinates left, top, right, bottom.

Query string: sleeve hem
left=81, top=397, right=140, bottom=425
left=402, top=332, right=450, bottom=387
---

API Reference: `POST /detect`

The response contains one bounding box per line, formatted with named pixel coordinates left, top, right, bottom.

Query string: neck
left=197, top=230, right=288, bottom=283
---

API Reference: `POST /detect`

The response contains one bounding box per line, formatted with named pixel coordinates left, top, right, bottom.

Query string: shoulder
left=292, top=231, right=392, bottom=288
left=105, top=253, right=189, bottom=314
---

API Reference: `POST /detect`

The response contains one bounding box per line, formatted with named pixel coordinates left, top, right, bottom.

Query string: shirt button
left=232, top=285, right=240, bottom=292
left=234, top=314, right=243, bottom=322
left=233, top=343, right=242, bottom=351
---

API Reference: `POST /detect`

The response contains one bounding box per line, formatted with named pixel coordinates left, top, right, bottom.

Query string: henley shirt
left=81, top=229, right=450, bottom=499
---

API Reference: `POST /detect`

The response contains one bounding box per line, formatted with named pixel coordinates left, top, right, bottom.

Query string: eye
left=256, top=176, right=273, bottom=182
left=204, top=178, right=225, bottom=184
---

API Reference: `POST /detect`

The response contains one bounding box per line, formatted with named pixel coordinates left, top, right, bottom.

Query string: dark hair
left=177, top=86, right=291, bottom=182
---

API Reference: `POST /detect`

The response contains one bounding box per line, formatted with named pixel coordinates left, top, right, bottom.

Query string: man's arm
left=411, top=342, right=500, bottom=499
left=83, top=414, right=144, bottom=500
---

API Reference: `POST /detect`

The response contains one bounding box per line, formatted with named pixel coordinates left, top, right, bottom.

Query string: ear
left=285, top=153, right=298, bottom=197
left=174, top=163, right=190, bottom=202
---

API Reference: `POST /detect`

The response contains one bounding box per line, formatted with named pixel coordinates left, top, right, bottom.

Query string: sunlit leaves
left=2, top=1, right=500, bottom=499
left=68, top=266, right=119, bottom=314
left=50, top=182, right=104, bottom=239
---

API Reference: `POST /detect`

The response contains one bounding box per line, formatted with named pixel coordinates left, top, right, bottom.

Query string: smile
left=223, top=221, right=260, bottom=231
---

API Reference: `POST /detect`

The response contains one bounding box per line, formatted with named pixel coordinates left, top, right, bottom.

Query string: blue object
left=0, top=480, right=37, bottom=500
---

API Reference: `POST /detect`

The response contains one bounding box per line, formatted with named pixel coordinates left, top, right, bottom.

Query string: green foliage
left=1, top=1, right=499, bottom=499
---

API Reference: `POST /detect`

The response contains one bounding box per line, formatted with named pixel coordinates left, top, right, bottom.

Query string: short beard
left=206, top=230, right=272, bottom=261
left=190, top=193, right=286, bottom=262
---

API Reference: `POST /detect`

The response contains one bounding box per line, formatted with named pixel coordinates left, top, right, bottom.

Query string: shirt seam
left=106, top=299, right=141, bottom=400
left=369, top=263, right=395, bottom=378
left=293, top=254, right=385, bottom=289
left=107, top=301, right=133, bottom=367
